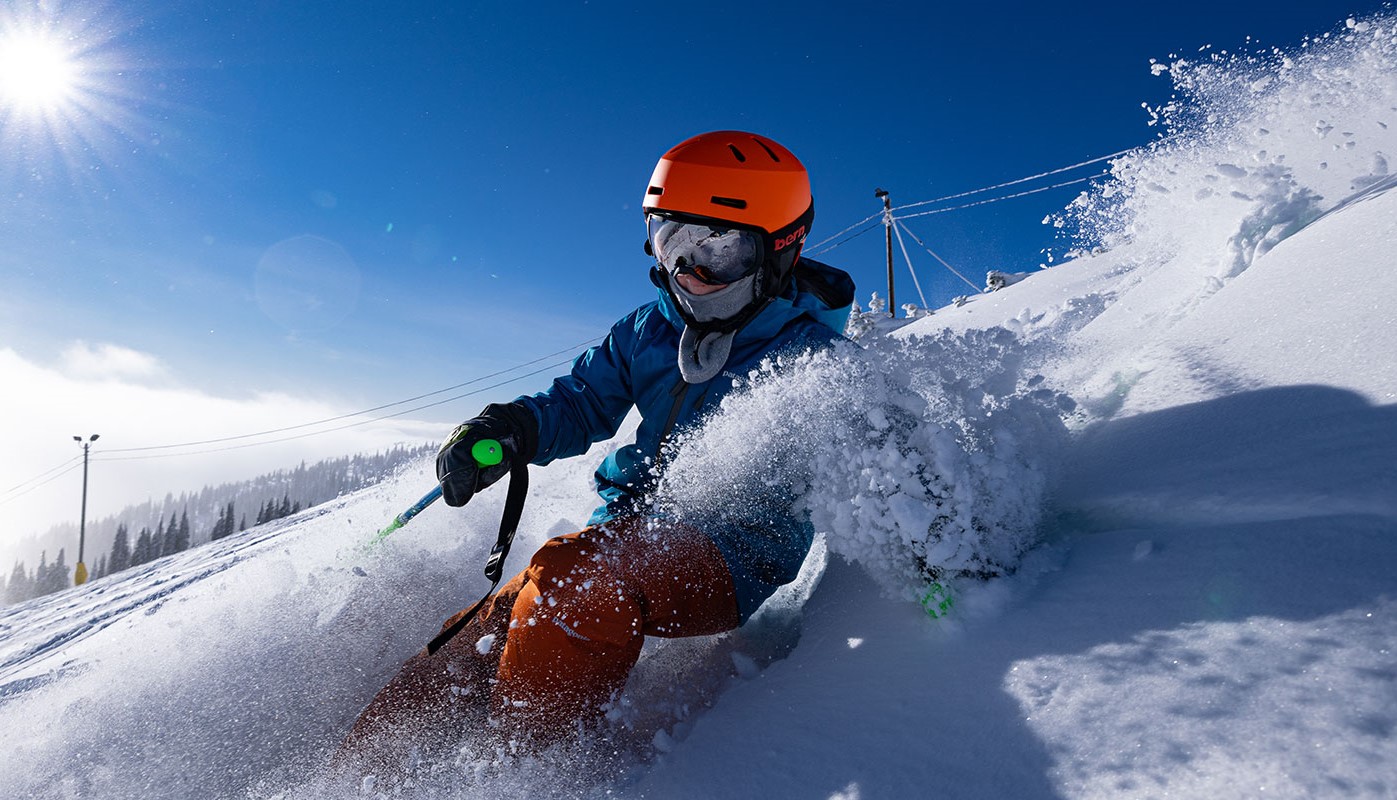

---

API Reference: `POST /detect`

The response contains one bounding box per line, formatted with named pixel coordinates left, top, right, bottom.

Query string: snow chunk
left=475, top=633, right=496, bottom=655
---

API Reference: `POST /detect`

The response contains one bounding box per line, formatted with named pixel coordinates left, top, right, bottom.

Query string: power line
left=0, top=460, right=85, bottom=508
left=807, top=147, right=1127, bottom=257
left=0, top=339, right=600, bottom=497
left=889, top=148, right=1133, bottom=215
left=896, top=220, right=982, bottom=293
left=805, top=219, right=883, bottom=257
left=3, top=455, right=82, bottom=497
left=888, top=217, right=930, bottom=307
left=804, top=210, right=885, bottom=253
left=101, top=333, right=595, bottom=452
left=893, top=175, right=1097, bottom=221
left=91, top=357, right=577, bottom=463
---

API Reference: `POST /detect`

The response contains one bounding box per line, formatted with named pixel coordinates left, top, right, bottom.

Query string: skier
left=344, top=130, right=855, bottom=758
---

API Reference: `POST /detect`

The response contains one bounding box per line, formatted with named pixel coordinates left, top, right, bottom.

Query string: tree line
left=3, top=443, right=434, bottom=606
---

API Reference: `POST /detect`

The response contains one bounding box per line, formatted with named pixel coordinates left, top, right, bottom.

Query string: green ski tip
left=920, top=581, right=955, bottom=620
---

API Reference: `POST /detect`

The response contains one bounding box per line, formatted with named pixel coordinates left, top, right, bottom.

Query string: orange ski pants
left=495, top=516, right=740, bottom=737
left=344, top=516, right=739, bottom=753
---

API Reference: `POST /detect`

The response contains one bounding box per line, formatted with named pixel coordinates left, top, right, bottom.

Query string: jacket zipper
left=655, top=376, right=690, bottom=466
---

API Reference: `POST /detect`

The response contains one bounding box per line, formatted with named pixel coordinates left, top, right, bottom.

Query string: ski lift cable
left=808, top=159, right=1114, bottom=258
left=894, top=175, right=1097, bottom=221
left=888, top=216, right=930, bottom=308
left=2, top=455, right=84, bottom=498
left=805, top=219, right=883, bottom=258
left=804, top=210, right=885, bottom=253
left=101, top=337, right=601, bottom=454
left=801, top=146, right=1135, bottom=257
left=0, top=460, right=86, bottom=508
left=890, top=147, right=1134, bottom=214
left=90, top=358, right=577, bottom=463
left=896, top=219, right=983, bottom=293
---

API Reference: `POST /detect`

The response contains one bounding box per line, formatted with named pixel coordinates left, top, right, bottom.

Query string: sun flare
left=0, top=31, right=78, bottom=112
left=0, top=5, right=144, bottom=179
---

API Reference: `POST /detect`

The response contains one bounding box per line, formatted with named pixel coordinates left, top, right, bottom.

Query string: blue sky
left=0, top=0, right=1389, bottom=540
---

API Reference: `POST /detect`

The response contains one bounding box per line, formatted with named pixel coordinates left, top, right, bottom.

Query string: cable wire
left=888, top=215, right=930, bottom=307
left=891, top=148, right=1133, bottom=214
left=102, top=338, right=599, bottom=454
left=91, top=358, right=577, bottom=463
left=807, top=147, right=1126, bottom=257
left=805, top=219, right=883, bottom=257
left=0, top=460, right=85, bottom=507
left=0, top=340, right=599, bottom=501
left=896, top=220, right=983, bottom=292
left=2, top=455, right=83, bottom=498
left=803, top=209, right=885, bottom=253
left=893, top=175, right=1097, bottom=221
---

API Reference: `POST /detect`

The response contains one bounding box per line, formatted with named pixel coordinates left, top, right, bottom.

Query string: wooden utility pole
left=875, top=188, right=895, bottom=316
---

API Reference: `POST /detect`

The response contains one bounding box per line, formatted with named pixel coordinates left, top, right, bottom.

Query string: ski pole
left=367, top=438, right=505, bottom=547
left=426, top=451, right=528, bottom=655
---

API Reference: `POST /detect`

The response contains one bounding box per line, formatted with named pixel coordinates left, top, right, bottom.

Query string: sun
left=0, top=31, right=79, bottom=113
left=0, top=4, right=141, bottom=178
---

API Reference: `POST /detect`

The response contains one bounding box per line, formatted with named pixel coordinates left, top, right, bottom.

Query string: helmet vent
left=751, top=137, right=781, bottom=162
left=647, top=186, right=664, bottom=196
left=710, top=196, right=748, bottom=210
left=727, top=144, right=747, bottom=163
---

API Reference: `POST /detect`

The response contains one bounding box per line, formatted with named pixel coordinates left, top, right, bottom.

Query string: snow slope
left=2, top=12, right=1396, bottom=800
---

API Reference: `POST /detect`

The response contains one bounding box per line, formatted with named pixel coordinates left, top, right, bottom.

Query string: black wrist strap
left=426, top=457, right=530, bottom=656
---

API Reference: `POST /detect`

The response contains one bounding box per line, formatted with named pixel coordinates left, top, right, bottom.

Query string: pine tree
left=95, top=554, right=108, bottom=581
left=161, top=512, right=179, bottom=556
left=132, top=527, right=153, bottom=567
left=154, top=519, right=167, bottom=561
left=35, top=551, right=50, bottom=595
left=212, top=502, right=237, bottom=541
left=5, top=561, right=28, bottom=604
left=210, top=505, right=226, bottom=541
left=174, top=510, right=191, bottom=552
left=110, top=524, right=132, bottom=573
left=51, top=549, right=70, bottom=592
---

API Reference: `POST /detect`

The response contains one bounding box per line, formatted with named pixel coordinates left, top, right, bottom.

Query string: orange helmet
left=643, top=131, right=813, bottom=236
left=643, top=131, right=815, bottom=327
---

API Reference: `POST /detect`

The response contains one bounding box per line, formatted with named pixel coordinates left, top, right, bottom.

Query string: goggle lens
left=647, top=216, right=763, bottom=286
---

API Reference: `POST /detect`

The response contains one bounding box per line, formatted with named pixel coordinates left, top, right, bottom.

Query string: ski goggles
left=647, top=214, right=765, bottom=286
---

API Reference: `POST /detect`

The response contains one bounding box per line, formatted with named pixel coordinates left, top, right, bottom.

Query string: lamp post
left=73, top=434, right=99, bottom=586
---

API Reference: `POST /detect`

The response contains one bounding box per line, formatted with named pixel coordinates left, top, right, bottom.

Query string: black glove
left=436, top=402, right=538, bottom=507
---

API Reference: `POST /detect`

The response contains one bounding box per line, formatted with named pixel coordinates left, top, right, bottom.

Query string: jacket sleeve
left=514, top=308, right=642, bottom=465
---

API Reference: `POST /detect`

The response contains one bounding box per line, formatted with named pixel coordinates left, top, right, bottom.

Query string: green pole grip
left=471, top=438, right=504, bottom=467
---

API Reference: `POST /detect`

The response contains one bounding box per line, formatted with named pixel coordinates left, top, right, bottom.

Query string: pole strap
left=426, top=457, right=529, bottom=655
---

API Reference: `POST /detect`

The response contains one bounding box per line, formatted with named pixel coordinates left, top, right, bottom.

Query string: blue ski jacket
left=514, top=259, right=854, bottom=621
